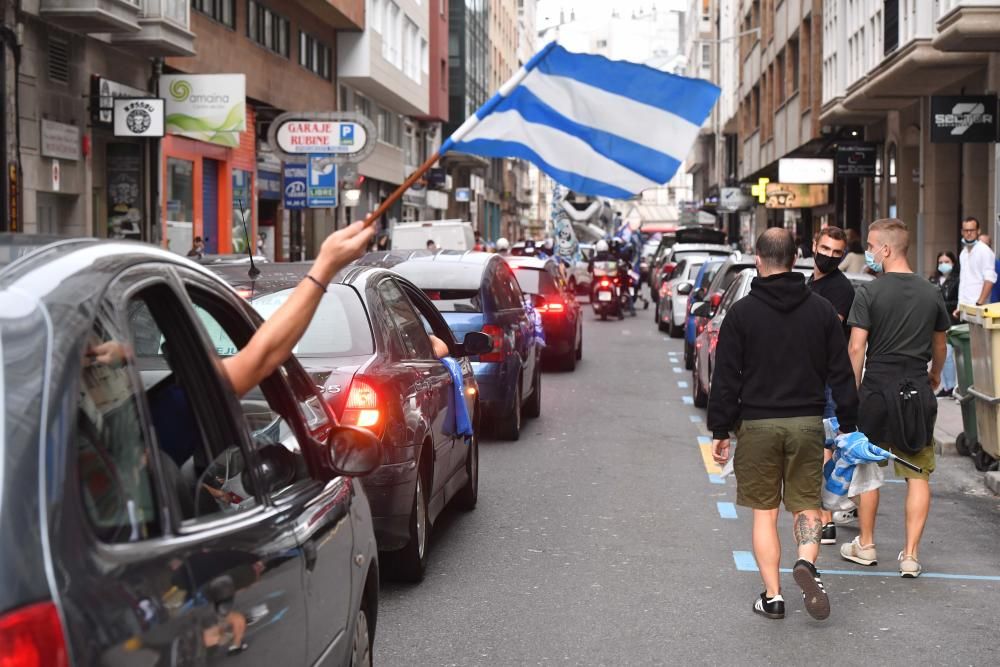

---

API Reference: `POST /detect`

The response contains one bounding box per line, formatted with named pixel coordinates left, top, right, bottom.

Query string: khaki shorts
left=734, top=416, right=824, bottom=512
left=875, top=443, right=936, bottom=481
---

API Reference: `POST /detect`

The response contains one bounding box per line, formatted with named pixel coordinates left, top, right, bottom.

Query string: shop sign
left=283, top=163, right=307, bottom=210
left=930, top=95, right=998, bottom=143
left=40, top=120, right=80, bottom=161
left=113, top=98, right=165, bottom=138
left=427, top=190, right=448, bottom=210
left=777, top=158, right=834, bottom=184
left=427, top=167, right=447, bottom=189
left=307, top=157, right=338, bottom=208
left=268, top=112, right=376, bottom=164
left=719, top=187, right=753, bottom=212
left=764, top=183, right=829, bottom=209
left=455, top=188, right=471, bottom=202
left=836, top=143, right=878, bottom=177
left=92, top=76, right=148, bottom=125
left=258, top=169, right=282, bottom=201
left=161, top=74, right=246, bottom=147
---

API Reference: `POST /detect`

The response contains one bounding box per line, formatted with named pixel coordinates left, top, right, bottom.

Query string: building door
left=203, top=158, right=220, bottom=254
left=165, top=157, right=194, bottom=254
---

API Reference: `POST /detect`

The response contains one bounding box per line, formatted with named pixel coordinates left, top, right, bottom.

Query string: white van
left=390, top=220, right=476, bottom=251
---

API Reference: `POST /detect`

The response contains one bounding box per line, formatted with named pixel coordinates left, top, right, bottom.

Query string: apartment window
left=371, top=0, right=383, bottom=32
left=248, top=1, right=289, bottom=57
left=700, top=43, right=711, bottom=80
left=801, top=18, right=811, bottom=101
left=775, top=50, right=785, bottom=105
left=752, top=85, right=760, bottom=130
left=788, top=37, right=800, bottom=93
left=884, top=0, right=899, bottom=55
left=299, top=32, right=332, bottom=80
left=193, top=0, right=234, bottom=27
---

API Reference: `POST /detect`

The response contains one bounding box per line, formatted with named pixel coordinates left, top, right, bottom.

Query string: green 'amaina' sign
left=161, top=74, right=246, bottom=147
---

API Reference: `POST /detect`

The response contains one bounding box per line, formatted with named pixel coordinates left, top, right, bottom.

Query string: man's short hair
left=194, top=236, right=203, bottom=243
left=755, top=228, right=796, bottom=270
left=815, top=226, right=847, bottom=244
left=869, top=218, right=910, bottom=253
left=963, top=216, right=981, bottom=229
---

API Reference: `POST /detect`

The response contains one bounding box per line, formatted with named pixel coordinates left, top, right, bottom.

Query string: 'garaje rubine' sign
left=268, top=112, right=376, bottom=163
left=161, top=74, right=246, bottom=147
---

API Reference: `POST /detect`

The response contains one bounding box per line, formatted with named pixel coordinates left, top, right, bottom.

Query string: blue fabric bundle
left=439, top=357, right=474, bottom=442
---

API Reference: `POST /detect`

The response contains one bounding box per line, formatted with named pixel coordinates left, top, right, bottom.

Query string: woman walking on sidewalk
left=930, top=251, right=960, bottom=398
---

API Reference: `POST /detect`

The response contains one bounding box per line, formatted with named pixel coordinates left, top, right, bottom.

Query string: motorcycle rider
left=496, top=237, right=511, bottom=256
left=611, top=238, right=638, bottom=315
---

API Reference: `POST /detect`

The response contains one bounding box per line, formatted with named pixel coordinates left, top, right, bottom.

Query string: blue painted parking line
left=708, top=474, right=726, bottom=485
left=689, top=414, right=702, bottom=423
left=732, top=551, right=1000, bottom=582
left=697, top=436, right=711, bottom=446
left=677, top=380, right=689, bottom=388
left=682, top=396, right=693, bottom=405
left=672, top=367, right=683, bottom=373
left=717, top=502, right=737, bottom=519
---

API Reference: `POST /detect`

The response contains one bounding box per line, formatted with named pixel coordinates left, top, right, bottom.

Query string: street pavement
left=376, top=309, right=1000, bottom=666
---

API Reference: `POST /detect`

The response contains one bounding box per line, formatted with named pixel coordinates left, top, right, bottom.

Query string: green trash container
left=948, top=323, right=978, bottom=456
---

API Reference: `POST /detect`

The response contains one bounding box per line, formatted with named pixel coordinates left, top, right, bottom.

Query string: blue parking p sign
left=340, top=123, right=355, bottom=145
left=283, top=163, right=307, bottom=210
left=307, top=157, right=338, bottom=208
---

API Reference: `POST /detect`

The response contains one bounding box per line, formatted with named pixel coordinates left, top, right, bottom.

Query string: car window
left=718, top=280, right=741, bottom=315
left=720, top=265, right=751, bottom=291
left=495, top=262, right=525, bottom=309
left=511, top=267, right=559, bottom=295
left=77, top=309, right=160, bottom=543
left=421, top=288, right=482, bottom=313
left=379, top=279, right=436, bottom=360
left=687, top=262, right=704, bottom=280
left=251, top=286, right=374, bottom=357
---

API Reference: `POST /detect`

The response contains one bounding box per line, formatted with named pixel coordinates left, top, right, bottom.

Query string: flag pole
left=362, top=41, right=558, bottom=229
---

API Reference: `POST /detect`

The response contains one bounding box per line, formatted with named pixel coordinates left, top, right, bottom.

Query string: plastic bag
left=848, top=461, right=884, bottom=497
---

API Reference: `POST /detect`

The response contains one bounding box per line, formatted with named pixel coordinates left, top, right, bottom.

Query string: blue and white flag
left=441, top=42, right=720, bottom=199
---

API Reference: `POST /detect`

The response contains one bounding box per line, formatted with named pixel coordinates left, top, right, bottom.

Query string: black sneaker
left=792, top=559, right=831, bottom=620
left=821, top=522, right=837, bottom=545
left=936, top=388, right=953, bottom=399
left=752, top=592, right=785, bottom=620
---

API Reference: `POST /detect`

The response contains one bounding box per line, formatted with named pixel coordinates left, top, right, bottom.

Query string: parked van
left=390, top=220, right=476, bottom=251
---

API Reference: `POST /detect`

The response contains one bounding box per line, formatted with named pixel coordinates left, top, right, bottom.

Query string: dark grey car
left=0, top=236, right=381, bottom=666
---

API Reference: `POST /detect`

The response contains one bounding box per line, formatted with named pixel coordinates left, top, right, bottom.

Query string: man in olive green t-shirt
left=843, top=219, right=949, bottom=579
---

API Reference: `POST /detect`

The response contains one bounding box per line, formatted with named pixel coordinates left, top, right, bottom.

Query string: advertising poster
left=106, top=143, right=143, bottom=240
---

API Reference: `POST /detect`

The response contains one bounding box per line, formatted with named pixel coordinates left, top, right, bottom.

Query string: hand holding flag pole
left=363, top=42, right=720, bottom=228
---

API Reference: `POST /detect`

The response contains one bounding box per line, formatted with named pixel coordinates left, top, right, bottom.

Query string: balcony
left=934, top=1, right=1000, bottom=51
left=112, top=0, right=195, bottom=56
left=40, top=0, right=141, bottom=33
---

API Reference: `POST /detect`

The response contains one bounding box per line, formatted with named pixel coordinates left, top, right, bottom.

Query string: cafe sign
left=268, top=112, right=376, bottom=163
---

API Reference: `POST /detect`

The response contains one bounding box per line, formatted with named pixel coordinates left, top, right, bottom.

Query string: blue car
left=359, top=250, right=542, bottom=441
left=684, top=258, right=726, bottom=370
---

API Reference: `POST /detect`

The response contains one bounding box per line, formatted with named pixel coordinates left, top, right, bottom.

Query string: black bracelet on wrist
left=305, top=274, right=327, bottom=293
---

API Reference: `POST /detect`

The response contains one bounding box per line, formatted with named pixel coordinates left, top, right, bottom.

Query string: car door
left=59, top=268, right=311, bottom=666
left=494, top=260, right=535, bottom=400
left=179, top=275, right=358, bottom=666
left=377, top=278, right=453, bottom=515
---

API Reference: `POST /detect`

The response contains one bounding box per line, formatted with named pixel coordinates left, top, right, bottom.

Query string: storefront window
left=873, top=151, right=882, bottom=220
left=107, top=143, right=144, bottom=241
left=232, top=169, right=253, bottom=253
left=887, top=143, right=898, bottom=219
left=166, top=158, right=194, bottom=254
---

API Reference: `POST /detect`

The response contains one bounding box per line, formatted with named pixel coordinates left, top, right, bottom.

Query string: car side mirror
left=677, top=282, right=693, bottom=295
left=710, top=292, right=723, bottom=308
left=691, top=301, right=712, bottom=318
left=327, top=425, right=382, bottom=476
left=459, top=331, right=493, bottom=357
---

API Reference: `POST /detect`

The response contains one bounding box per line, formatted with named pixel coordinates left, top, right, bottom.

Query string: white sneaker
left=832, top=508, right=858, bottom=526
left=840, top=536, right=877, bottom=566
left=898, top=552, right=922, bottom=578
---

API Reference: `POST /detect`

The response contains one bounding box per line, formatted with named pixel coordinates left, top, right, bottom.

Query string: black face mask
left=814, top=252, right=841, bottom=274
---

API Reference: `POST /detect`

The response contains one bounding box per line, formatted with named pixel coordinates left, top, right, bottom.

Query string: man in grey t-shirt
left=841, top=219, right=949, bottom=579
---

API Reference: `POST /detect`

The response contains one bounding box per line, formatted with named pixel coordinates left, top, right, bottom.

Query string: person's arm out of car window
left=223, top=221, right=374, bottom=396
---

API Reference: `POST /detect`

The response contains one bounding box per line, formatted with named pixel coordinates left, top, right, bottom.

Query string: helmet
left=543, top=237, right=554, bottom=250
left=595, top=239, right=609, bottom=253
left=496, top=237, right=510, bottom=251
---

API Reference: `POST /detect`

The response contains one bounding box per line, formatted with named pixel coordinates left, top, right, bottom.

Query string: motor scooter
left=591, top=261, right=627, bottom=320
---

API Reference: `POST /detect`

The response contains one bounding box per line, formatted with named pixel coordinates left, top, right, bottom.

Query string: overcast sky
left=537, top=0, right=687, bottom=31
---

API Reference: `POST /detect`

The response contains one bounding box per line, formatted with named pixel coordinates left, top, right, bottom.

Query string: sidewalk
left=932, top=395, right=998, bottom=496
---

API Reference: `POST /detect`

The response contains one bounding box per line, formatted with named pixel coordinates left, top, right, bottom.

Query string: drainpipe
left=150, top=57, right=163, bottom=246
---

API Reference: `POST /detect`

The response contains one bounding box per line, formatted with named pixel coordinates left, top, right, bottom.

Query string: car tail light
left=599, top=279, right=611, bottom=288
left=539, top=299, right=565, bottom=314
left=710, top=292, right=723, bottom=308
left=662, top=262, right=677, bottom=279
left=478, top=324, right=504, bottom=363
left=342, top=378, right=383, bottom=435
left=660, top=282, right=671, bottom=297
left=0, top=602, right=69, bottom=667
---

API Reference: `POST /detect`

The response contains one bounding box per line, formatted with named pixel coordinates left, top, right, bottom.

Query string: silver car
left=656, top=255, right=710, bottom=337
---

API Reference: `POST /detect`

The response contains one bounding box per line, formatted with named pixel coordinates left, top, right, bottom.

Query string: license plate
left=598, top=291, right=612, bottom=302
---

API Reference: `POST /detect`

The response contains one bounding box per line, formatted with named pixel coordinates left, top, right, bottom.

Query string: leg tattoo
left=794, top=514, right=823, bottom=547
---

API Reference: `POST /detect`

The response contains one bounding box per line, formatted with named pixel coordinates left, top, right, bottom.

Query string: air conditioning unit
left=444, top=175, right=453, bottom=191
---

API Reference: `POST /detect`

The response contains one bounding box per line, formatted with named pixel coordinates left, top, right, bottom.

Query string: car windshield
left=512, top=267, right=558, bottom=295
left=422, top=289, right=482, bottom=313
left=252, top=285, right=374, bottom=357
left=702, top=263, right=724, bottom=285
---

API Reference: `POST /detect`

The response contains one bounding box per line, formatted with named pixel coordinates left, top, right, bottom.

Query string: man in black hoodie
left=709, top=228, right=858, bottom=622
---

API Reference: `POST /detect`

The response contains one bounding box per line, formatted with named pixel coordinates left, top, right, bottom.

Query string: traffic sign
left=307, top=156, right=337, bottom=208
left=283, top=163, right=307, bottom=210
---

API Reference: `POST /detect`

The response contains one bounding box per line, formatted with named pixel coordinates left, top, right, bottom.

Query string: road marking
left=699, top=443, right=722, bottom=475
left=708, top=474, right=725, bottom=485
left=677, top=380, right=689, bottom=388
left=672, top=367, right=683, bottom=373
left=682, top=396, right=693, bottom=405
left=732, top=551, right=1000, bottom=581
left=689, top=414, right=702, bottom=423
left=717, top=502, right=737, bottom=519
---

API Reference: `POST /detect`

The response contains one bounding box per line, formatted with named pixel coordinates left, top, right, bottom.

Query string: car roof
left=357, top=249, right=498, bottom=290
left=671, top=243, right=732, bottom=253
left=504, top=256, right=554, bottom=270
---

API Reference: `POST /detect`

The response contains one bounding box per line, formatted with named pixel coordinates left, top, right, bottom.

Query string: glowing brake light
left=479, top=324, right=504, bottom=363
left=0, top=602, right=69, bottom=667
left=342, top=378, right=382, bottom=433
left=599, top=279, right=611, bottom=288
left=235, top=288, right=253, bottom=300
left=543, top=301, right=565, bottom=313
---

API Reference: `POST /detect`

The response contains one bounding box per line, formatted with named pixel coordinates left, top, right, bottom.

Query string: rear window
left=684, top=262, right=704, bottom=280
left=252, top=286, right=374, bottom=357
left=511, top=267, right=558, bottom=295
left=720, top=264, right=753, bottom=290
left=421, top=289, right=482, bottom=313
